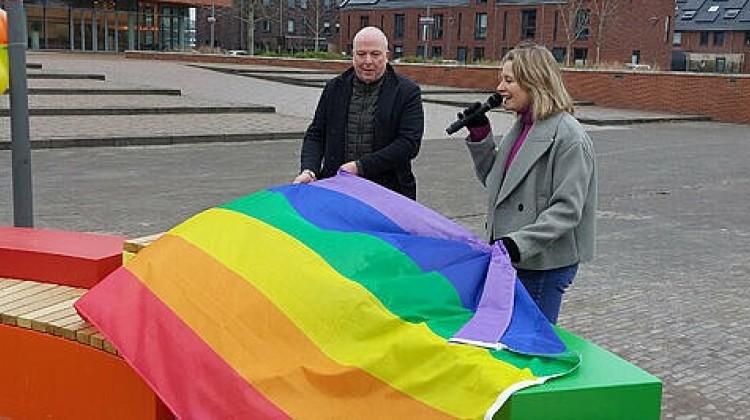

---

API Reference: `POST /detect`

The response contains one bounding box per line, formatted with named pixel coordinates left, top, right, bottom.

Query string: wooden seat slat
left=1, top=278, right=115, bottom=353
left=15, top=295, right=83, bottom=329
left=32, top=306, right=79, bottom=332
left=75, top=325, right=100, bottom=345
left=0, top=277, right=24, bottom=290
left=50, top=315, right=89, bottom=340
left=90, top=332, right=105, bottom=349
left=0, top=284, right=72, bottom=316
left=0, top=281, right=51, bottom=306
left=1, top=286, right=81, bottom=326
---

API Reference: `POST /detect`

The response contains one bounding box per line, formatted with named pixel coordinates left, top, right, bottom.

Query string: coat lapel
left=495, top=113, right=562, bottom=205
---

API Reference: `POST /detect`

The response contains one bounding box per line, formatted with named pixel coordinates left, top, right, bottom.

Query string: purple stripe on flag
left=451, top=242, right=516, bottom=346
left=315, top=171, right=490, bottom=252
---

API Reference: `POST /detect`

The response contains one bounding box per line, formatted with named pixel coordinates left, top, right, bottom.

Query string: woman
left=461, top=44, right=597, bottom=324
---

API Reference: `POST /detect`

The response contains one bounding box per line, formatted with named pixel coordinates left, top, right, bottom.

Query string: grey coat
left=466, top=112, right=597, bottom=270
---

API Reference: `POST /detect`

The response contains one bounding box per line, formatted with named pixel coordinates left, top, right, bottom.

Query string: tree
left=237, top=0, right=277, bottom=55
left=590, top=0, right=622, bottom=65
left=300, top=0, right=327, bottom=52
left=557, top=0, right=590, bottom=66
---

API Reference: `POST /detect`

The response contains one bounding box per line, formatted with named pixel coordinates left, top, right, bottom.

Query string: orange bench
left=0, top=227, right=172, bottom=419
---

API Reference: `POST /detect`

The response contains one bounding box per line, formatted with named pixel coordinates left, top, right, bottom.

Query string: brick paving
left=1, top=52, right=748, bottom=419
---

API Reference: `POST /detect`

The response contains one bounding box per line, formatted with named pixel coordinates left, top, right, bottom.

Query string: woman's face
left=496, top=60, right=532, bottom=113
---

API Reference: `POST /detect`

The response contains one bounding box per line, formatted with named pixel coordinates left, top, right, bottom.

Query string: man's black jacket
left=300, top=64, right=424, bottom=199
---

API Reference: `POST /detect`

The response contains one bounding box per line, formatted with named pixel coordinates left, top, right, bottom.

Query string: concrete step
left=0, top=105, right=275, bottom=117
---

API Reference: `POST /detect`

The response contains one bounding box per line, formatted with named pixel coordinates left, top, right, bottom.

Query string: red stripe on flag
left=75, top=267, right=290, bottom=420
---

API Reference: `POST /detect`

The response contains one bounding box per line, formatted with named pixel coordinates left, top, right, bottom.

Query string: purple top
left=504, top=109, right=534, bottom=174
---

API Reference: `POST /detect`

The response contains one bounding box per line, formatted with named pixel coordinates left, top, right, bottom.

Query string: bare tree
left=237, top=0, right=278, bottom=55
left=296, top=0, right=341, bottom=52
left=557, top=0, right=591, bottom=66
left=590, top=0, right=622, bottom=65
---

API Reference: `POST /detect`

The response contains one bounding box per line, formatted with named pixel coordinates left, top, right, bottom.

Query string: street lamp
left=207, top=2, right=216, bottom=49
left=419, top=7, right=434, bottom=62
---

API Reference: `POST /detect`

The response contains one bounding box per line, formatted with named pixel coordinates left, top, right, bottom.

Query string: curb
left=0, top=132, right=306, bottom=150
left=27, top=88, right=182, bottom=96
left=0, top=106, right=276, bottom=117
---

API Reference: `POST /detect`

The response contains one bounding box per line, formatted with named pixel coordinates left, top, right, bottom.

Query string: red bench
left=0, top=226, right=123, bottom=288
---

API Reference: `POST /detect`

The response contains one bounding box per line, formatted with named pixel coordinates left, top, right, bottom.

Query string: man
left=293, top=26, right=424, bottom=200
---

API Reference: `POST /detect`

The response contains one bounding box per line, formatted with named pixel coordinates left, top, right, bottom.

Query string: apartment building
left=339, top=0, right=674, bottom=69
left=674, top=0, right=750, bottom=73
left=195, top=0, right=342, bottom=53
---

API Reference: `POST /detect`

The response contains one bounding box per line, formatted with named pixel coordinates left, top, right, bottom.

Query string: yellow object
left=0, top=9, right=7, bottom=94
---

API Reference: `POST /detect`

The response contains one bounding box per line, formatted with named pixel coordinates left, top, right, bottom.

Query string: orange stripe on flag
left=128, top=234, right=452, bottom=419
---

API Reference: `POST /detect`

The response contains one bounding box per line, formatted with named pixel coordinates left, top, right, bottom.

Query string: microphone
left=445, top=93, right=504, bottom=135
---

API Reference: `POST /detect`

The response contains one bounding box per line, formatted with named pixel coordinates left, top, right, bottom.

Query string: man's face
left=353, top=35, right=388, bottom=84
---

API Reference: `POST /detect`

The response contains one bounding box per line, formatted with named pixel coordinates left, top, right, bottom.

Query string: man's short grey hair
left=352, top=26, right=389, bottom=52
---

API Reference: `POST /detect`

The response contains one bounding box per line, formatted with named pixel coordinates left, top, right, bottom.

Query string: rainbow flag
left=75, top=172, right=579, bottom=419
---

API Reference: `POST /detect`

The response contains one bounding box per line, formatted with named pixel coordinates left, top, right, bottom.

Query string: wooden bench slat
left=0, top=281, right=47, bottom=305
left=1, top=286, right=82, bottom=326
left=0, top=277, right=24, bottom=290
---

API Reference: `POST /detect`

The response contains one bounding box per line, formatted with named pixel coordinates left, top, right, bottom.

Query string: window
left=714, top=31, right=725, bottom=46
left=287, top=0, right=295, bottom=7
left=715, top=57, right=726, bottom=72
left=681, top=10, right=696, bottom=20
left=457, top=46, right=468, bottom=63
left=432, top=46, right=442, bottom=58
left=360, top=16, right=369, bottom=29
left=707, top=5, right=719, bottom=12
left=575, top=9, right=591, bottom=39
left=394, top=14, right=405, bottom=39
left=416, top=45, right=425, bottom=59
left=457, top=13, right=462, bottom=40
left=573, top=48, right=587, bottom=66
left=324, top=0, right=331, bottom=8
left=475, top=13, right=487, bottom=39
left=673, top=31, right=682, bottom=46
left=700, top=31, right=709, bottom=45
left=724, top=9, right=740, bottom=19
left=300, top=0, right=308, bottom=9
left=745, top=31, right=750, bottom=46
left=287, top=19, right=294, bottom=34
left=323, top=22, right=331, bottom=36
left=521, top=10, right=536, bottom=39
left=631, top=50, right=640, bottom=64
left=263, top=19, right=272, bottom=33
left=433, top=14, right=444, bottom=39
left=553, top=10, right=559, bottom=41
left=393, top=45, right=404, bottom=59
left=473, top=47, right=485, bottom=62
left=502, top=11, right=508, bottom=40
left=552, top=47, right=566, bottom=62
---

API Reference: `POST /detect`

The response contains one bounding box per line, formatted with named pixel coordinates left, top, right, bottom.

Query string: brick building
left=339, top=0, right=674, bottom=70
left=673, top=0, right=750, bottom=73
left=195, top=0, right=343, bottom=53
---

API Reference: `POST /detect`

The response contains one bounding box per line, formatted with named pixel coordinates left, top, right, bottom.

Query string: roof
left=341, top=0, right=469, bottom=8
left=675, top=0, right=750, bottom=31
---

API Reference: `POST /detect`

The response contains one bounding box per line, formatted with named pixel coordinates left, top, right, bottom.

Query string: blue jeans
left=517, top=264, right=578, bottom=325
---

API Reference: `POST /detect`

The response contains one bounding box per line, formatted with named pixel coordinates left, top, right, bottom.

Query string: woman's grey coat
left=467, top=112, right=597, bottom=271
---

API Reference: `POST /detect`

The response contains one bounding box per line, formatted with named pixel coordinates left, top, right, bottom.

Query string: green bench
left=496, top=328, right=662, bottom=420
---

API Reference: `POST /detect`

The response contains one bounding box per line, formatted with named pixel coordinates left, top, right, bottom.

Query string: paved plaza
left=1, top=53, right=749, bottom=418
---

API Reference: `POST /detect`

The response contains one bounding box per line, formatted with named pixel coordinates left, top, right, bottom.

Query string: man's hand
left=293, top=169, right=316, bottom=184
left=339, top=161, right=360, bottom=176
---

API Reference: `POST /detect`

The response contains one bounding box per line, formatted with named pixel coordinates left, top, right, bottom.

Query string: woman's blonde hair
left=502, top=43, right=574, bottom=121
